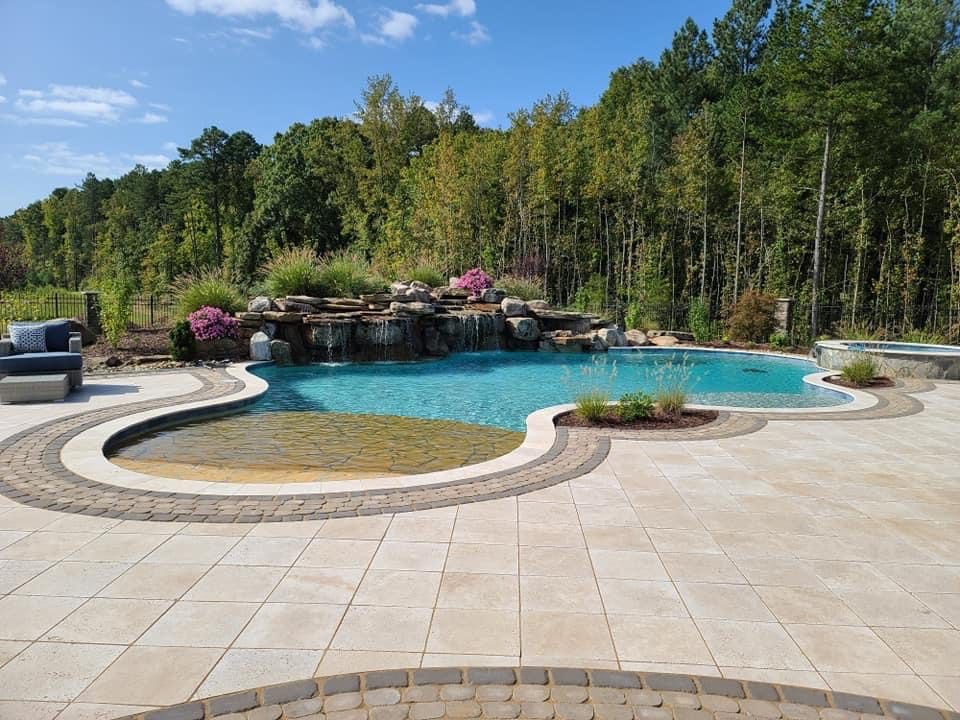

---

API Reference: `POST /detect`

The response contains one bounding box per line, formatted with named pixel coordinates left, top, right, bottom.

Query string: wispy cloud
left=417, top=0, right=475, bottom=17
left=303, top=36, right=325, bottom=50
left=130, top=79, right=149, bottom=89
left=0, top=96, right=5, bottom=105
left=0, top=73, right=6, bottom=87
left=453, top=20, right=489, bottom=45
left=138, top=112, right=168, bottom=124
left=473, top=109, right=494, bottom=126
left=22, top=141, right=170, bottom=177
left=14, top=84, right=137, bottom=121
left=363, top=9, right=417, bottom=44
left=165, top=0, right=354, bottom=32
left=0, top=113, right=86, bottom=128
left=232, top=26, right=273, bottom=39
left=149, top=102, right=173, bottom=112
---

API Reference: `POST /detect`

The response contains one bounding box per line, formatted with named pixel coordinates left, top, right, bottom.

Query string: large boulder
left=526, top=299, right=550, bottom=312
left=390, top=301, right=434, bottom=316
left=262, top=311, right=303, bottom=323
left=434, top=287, right=471, bottom=300
left=249, top=331, right=271, bottom=361
left=501, top=297, right=527, bottom=317
left=649, top=334, right=679, bottom=347
left=506, top=317, right=540, bottom=342
left=625, top=329, right=650, bottom=347
left=275, top=298, right=314, bottom=313
left=67, top=318, right=97, bottom=346
left=596, top=327, right=628, bottom=348
left=269, top=339, right=293, bottom=365
left=481, top=288, right=506, bottom=304
left=404, top=287, right=433, bottom=303
left=390, top=281, right=410, bottom=295
left=409, top=280, right=432, bottom=291
left=248, top=296, right=272, bottom=312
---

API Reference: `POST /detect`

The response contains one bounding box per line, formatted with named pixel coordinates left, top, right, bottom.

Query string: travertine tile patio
left=0, top=373, right=959, bottom=718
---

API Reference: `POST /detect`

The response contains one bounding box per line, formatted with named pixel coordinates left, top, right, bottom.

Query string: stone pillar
left=82, top=291, right=101, bottom=332
left=775, top=297, right=794, bottom=336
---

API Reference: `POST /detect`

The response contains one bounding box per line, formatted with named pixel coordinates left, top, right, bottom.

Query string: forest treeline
left=2, top=0, right=959, bottom=338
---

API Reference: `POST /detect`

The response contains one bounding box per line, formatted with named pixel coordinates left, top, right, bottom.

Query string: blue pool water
left=250, top=350, right=849, bottom=431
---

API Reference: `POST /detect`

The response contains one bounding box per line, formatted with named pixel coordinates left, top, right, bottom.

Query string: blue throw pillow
left=9, top=323, right=47, bottom=354
left=44, top=320, right=71, bottom=352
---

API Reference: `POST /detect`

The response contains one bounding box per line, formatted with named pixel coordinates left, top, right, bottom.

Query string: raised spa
left=814, top=340, right=960, bottom=380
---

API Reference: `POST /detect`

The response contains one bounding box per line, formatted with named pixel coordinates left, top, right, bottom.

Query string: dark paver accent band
left=113, top=667, right=955, bottom=720
left=0, top=368, right=934, bottom=522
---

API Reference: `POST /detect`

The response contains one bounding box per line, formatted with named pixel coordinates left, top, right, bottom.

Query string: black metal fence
left=0, top=291, right=177, bottom=335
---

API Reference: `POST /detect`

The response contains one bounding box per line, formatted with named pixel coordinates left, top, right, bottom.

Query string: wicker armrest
left=69, top=332, right=82, bottom=354
left=0, top=337, right=11, bottom=357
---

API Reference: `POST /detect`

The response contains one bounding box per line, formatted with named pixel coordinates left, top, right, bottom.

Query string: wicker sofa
left=0, top=320, right=84, bottom=389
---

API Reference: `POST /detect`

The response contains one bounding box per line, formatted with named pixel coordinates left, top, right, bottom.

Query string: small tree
left=99, top=274, right=135, bottom=347
left=728, top=291, right=777, bottom=343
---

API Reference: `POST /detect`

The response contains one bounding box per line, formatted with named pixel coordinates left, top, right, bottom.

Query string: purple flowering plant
left=454, top=267, right=494, bottom=293
left=188, top=305, right=239, bottom=341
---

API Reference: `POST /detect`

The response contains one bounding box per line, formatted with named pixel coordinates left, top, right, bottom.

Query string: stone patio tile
left=195, top=647, right=323, bottom=698
left=874, top=627, right=960, bottom=675
left=426, top=608, right=520, bottom=656
left=660, top=553, right=746, bottom=584
left=42, top=598, right=171, bottom=644
left=881, top=564, right=960, bottom=593
left=518, top=523, right=586, bottom=548
left=520, top=546, right=594, bottom=578
left=268, top=567, right=364, bottom=604
left=521, top=611, right=616, bottom=661
left=54, top=702, right=155, bottom=720
left=143, top=535, right=239, bottom=564
left=808, top=561, right=902, bottom=592
left=786, top=624, right=910, bottom=673
left=297, top=538, right=380, bottom=568
left=97, top=563, right=210, bottom=600
left=112, top=520, right=186, bottom=535
left=837, top=590, right=949, bottom=628
left=0, top=700, right=64, bottom=720
left=136, top=600, right=259, bottom=647
left=754, top=587, right=862, bottom=625
left=385, top=517, right=455, bottom=543
left=436, top=572, right=518, bottom=611
left=331, top=606, right=433, bottom=652
left=734, top=558, right=826, bottom=589
left=581, top=526, right=654, bottom=552
left=0, top=532, right=101, bottom=561
left=445, top=543, right=517, bottom=575
left=576, top=505, right=641, bottom=527
left=176, top=522, right=248, bottom=536
left=0, top=507, right=64, bottom=532
left=452, top=519, right=519, bottom=545
left=0, top=594, right=85, bottom=640
left=246, top=520, right=326, bottom=538
left=638, top=508, right=707, bottom=530
left=922, top=676, right=960, bottom=711
left=570, top=486, right=629, bottom=506
left=588, top=549, right=668, bottom=581
left=421, top=653, right=519, bottom=668
left=0, top=641, right=125, bottom=702
left=370, top=542, right=448, bottom=572
left=717, top=667, right=827, bottom=689
left=66, top=533, right=168, bottom=563
left=916, top=592, right=960, bottom=626
left=456, top=497, right=518, bottom=521
left=353, top=570, right=442, bottom=608
left=77, top=645, right=222, bottom=706
left=0, top=531, right=29, bottom=552
left=698, top=620, right=813, bottom=670
left=520, top=575, right=603, bottom=614
left=316, top=650, right=422, bottom=676
left=607, top=616, right=713, bottom=665
left=597, top=579, right=688, bottom=617
left=234, top=602, right=346, bottom=649
left=220, top=536, right=311, bottom=566
left=16, top=561, right=130, bottom=597
left=677, top=582, right=775, bottom=621
left=182, top=565, right=286, bottom=602
left=0, top=559, right=52, bottom=594
left=518, top=502, right=581, bottom=525
left=711, top=532, right=796, bottom=559
left=316, top=516, right=392, bottom=540
left=518, top=484, right=574, bottom=504
left=820, top=672, right=945, bottom=708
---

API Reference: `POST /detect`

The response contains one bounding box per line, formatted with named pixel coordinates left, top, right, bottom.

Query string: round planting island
left=814, top=340, right=960, bottom=380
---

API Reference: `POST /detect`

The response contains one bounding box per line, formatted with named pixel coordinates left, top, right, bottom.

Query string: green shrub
left=319, top=249, right=386, bottom=298
left=98, top=274, right=135, bottom=347
left=841, top=355, right=878, bottom=386
left=498, top=275, right=544, bottom=301
left=688, top=299, right=713, bottom=342
left=769, top=331, right=789, bottom=349
left=573, top=273, right=607, bottom=314
left=900, top=328, right=946, bottom=345
left=625, top=302, right=661, bottom=331
left=575, top=391, right=610, bottom=422
left=728, top=291, right=777, bottom=343
left=616, top=391, right=654, bottom=422
left=405, top=264, right=446, bottom=289
left=831, top=321, right=885, bottom=341
left=168, top=320, right=196, bottom=361
left=651, top=355, right=694, bottom=417
left=173, top=268, right=245, bottom=318
left=264, top=246, right=325, bottom=298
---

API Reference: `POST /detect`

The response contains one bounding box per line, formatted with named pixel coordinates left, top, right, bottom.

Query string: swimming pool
left=250, top=349, right=848, bottom=431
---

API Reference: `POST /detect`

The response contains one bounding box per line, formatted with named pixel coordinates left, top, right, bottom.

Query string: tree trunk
left=734, top=111, right=747, bottom=303
left=811, top=123, right=833, bottom=338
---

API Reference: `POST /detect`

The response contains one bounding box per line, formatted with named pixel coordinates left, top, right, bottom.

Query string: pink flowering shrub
left=454, top=267, right=494, bottom=293
left=188, top=305, right=239, bottom=341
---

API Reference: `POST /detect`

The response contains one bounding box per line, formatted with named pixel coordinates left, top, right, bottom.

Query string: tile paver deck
left=0, top=370, right=958, bottom=718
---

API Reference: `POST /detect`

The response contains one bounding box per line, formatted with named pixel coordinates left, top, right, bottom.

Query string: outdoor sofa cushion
left=0, top=352, right=83, bottom=374
left=8, top=324, right=47, bottom=354
left=8, top=320, right=71, bottom=353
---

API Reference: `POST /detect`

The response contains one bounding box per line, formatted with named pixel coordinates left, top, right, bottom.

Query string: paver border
left=112, top=666, right=960, bottom=720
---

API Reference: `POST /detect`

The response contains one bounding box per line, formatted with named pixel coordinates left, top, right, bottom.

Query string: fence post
left=149, top=295, right=155, bottom=326
left=82, top=291, right=101, bottom=333
left=775, top=297, right=794, bottom=338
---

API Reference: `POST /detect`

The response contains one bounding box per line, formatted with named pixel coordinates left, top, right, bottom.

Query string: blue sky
left=1, top=0, right=728, bottom=216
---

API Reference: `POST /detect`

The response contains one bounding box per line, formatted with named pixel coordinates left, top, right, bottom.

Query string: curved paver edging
left=113, top=666, right=957, bottom=720
left=0, top=366, right=937, bottom=522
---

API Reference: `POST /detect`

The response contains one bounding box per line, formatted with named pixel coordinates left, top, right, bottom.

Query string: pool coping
left=59, top=351, right=877, bottom=497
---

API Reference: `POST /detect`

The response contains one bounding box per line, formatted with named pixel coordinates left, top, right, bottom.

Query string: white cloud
left=19, top=89, right=43, bottom=99
left=454, top=20, right=489, bottom=45
left=162, top=141, right=180, bottom=152
left=304, top=36, right=326, bottom=49
left=174, top=36, right=190, bottom=43
left=367, top=10, right=417, bottom=43
left=21, top=142, right=171, bottom=177
left=0, top=112, right=87, bottom=127
left=165, top=0, right=354, bottom=32
left=138, top=112, right=168, bottom=124
left=417, top=0, right=475, bottom=17
left=474, top=110, right=494, bottom=125
left=130, top=79, right=149, bottom=88
left=233, top=26, right=273, bottom=38
left=150, top=102, right=173, bottom=112
left=14, top=84, right=138, bottom=122
left=0, top=96, right=5, bottom=104
left=0, top=73, right=6, bottom=87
